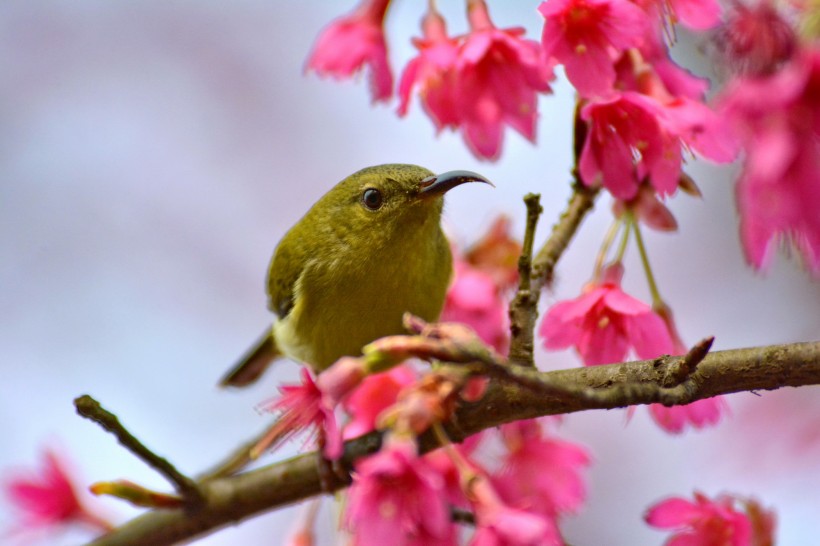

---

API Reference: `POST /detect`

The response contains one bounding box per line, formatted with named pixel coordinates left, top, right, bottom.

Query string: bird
left=219, top=164, right=491, bottom=387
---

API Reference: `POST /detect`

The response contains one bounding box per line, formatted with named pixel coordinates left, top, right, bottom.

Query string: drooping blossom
left=719, top=47, right=820, bottom=275
left=457, top=0, right=554, bottom=160
left=540, top=263, right=674, bottom=365
left=467, top=472, right=562, bottom=546
left=493, top=419, right=590, bottom=519
left=645, top=491, right=776, bottom=546
left=580, top=92, right=683, bottom=200
left=305, top=0, right=393, bottom=102
left=256, top=368, right=342, bottom=459
left=397, top=9, right=461, bottom=129
left=400, top=1, right=554, bottom=161
left=345, top=435, right=451, bottom=546
left=3, top=448, right=112, bottom=539
left=538, top=0, right=650, bottom=97
left=342, top=364, right=417, bottom=439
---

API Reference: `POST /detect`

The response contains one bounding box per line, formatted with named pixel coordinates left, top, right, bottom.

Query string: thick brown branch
left=86, top=340, right=820, bottom=546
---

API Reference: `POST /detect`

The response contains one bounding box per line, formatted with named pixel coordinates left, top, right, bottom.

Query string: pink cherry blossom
left=645, top=491, right=776, bottom=546
left=3, top=449, right=112, bottom=538
left=345, top=436, right=451, bottom=546
left=580, top=92, right=682, bottom=200
left=494, top=419, right=590, bottom=518
left=539, top=264, right=675, bottom=365
left=397, top=9, right=461, bottom=130
left=441, top=259, right=510, bottom=354
left=719, top=47, right=820, bottom=274
left=457, top=0, right=554, bottom=160
left=257, top=368, right=342, bottom=459
left=342, top=364, right=417, bottom=439
left=538, top=0, right=649, bottom=97
left=305, top=0, right=393, bottom=102
left=467, top=473, right=562, bottom=546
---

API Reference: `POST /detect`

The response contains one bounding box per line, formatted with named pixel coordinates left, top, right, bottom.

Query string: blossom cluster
left=307, top=0, right=819, bottom=274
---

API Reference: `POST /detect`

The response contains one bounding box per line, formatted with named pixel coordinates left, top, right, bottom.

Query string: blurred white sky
left=1, top=1, right=819, bottom=544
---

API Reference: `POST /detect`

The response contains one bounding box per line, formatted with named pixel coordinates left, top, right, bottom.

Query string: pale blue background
left=2, top=2, right=819, bottom=544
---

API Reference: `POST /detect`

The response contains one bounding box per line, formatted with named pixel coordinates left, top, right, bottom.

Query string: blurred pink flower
left=468, top=473, right=562, bottom=546
left=305, top=0, right=393, bottom=102
left=645, top=491, right=776, bottom=546
left=648, top=397, right=728, bottom=434
left=719, top=47, right=820, bottom=275
left=342, top=364, right=417, bottom=439
left=345, top=436, right=451, bottom=546
left=441, top=259, right=509, bottom=354
left=539, top=264, right=674, bottom=365
left=424, top=433, right=484, bottom=510
left=398, top=10, right=461, bottom=129
left=457, top=0, right=554, bottom=160
left=538, top=0, right=649, bottom=97
left=4, top=449, right=111, bottom=538
left=257, top=368, right=342, bottom=459
left=714, top=1, right=795, bottom=76
left=494, top=419, right=590, bottom=518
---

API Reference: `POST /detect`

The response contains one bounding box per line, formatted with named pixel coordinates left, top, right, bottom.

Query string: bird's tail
left=219, top=328, right=280, bottom=388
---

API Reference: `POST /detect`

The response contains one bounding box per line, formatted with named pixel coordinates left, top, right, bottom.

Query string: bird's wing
left=266, top=227, right=310, bottom=320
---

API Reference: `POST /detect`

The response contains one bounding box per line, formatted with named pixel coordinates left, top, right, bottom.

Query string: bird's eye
left=361, top=188, right=383, bottom=210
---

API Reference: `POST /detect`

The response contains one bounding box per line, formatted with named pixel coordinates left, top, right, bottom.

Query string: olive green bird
left=220, top=164, right=491, bottom=387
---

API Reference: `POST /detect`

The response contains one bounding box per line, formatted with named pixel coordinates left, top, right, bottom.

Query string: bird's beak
left=419, top=170, right=494, bottom=197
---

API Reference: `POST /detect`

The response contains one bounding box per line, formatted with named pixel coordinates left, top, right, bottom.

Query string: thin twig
left=74, top=395, right=204, bottom=508
left=507, top=193, right=543, bottom=367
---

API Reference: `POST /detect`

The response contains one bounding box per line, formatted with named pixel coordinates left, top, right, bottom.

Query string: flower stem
left=631, top=220, right=663, bottom=308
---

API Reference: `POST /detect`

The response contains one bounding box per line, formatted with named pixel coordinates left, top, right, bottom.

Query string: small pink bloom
left=719, top=48, right=820, bottom=274
left=538, top=0, right=649, bottom=97
left=494, top=419, right=590, bottom=518
left=456, top=0, right=554, bottom=160
left=468, top=473, right=562, bottom=546
left=342, top=365, right=417, bottom=439
left=645, top=491, right=776, bottom=546
left=4, top=449, right=111, bottom=537
left=649, top=397, right=728, bottom=434
left=580, top=92, right=682, bottom=200
left=441, top=259, right=509, bottom=354
left=257, top=368, right=342, bottom=459
left=345, top=436, right=450, bottom=545
left=398, top=9, right=461, bottom=129
left=305, top=0, right=393, bottom=102
left=540, top=264, right=675, bottom=365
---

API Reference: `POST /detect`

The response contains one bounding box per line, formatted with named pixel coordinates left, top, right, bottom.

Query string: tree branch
left=86, top=340, right=820, bottom=546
